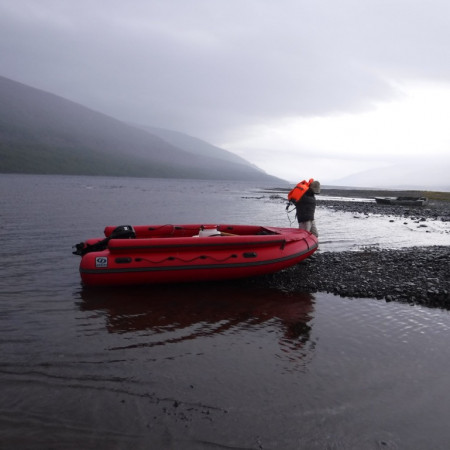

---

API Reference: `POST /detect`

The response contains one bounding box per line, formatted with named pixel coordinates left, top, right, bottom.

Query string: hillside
left=141, top=125, right=263, bottom=169
left=0, top=76, right=281, bottom=182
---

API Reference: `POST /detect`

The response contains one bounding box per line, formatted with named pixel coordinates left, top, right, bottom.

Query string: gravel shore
left=270, top=246, right=450, bottom=309
left=264, top=188, right=450, bottom=308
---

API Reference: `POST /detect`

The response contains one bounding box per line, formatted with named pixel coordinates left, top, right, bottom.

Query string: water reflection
left=79, top=282, right=316, bottom=366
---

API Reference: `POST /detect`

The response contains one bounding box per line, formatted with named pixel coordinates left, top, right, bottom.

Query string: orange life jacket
left=287, top=179, right=313, bottom=203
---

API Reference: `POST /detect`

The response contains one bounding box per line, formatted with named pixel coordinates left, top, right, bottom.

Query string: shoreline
left=261, top=188, right=450, bottom=309
left=267, top=246, right=450, bottom=309
left=317, top=188, right=450, bottom=221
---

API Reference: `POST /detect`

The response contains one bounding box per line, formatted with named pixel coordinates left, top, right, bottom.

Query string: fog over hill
left=0, top=75, right=281, bottom=182
left=141, top=125, right=262, bottom=169
left=332, top=163, right=450, bottom=192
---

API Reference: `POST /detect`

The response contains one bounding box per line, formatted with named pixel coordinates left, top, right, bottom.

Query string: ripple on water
left=2, top=175, right=450, bottom=449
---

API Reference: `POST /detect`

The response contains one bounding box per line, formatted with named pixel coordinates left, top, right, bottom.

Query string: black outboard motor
left=108, top=225, right=136, bottom=240
left=73, top=225, right=136, bottom=256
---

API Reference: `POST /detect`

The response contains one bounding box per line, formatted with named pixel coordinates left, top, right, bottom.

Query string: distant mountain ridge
left=140, top=125, right=261, bottom=169
left=332, top=162, right=450, bottom=192
left=0, top=75, right=281, bottom=182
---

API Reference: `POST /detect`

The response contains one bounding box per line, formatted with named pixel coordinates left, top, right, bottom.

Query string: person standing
left=294, top=180, right=320, bottom=237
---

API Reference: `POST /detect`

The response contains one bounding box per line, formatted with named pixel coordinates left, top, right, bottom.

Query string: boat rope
left=146, top=224, right=187, bottom=235
left=147, top=224, right=204, bottom=232
left=286, top=205, right=296, bottom=227
left=134, top=254, right=239, bottom=264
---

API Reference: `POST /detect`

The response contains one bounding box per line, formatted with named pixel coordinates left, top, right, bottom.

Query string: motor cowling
left=109, top=225, right=136, bottom=240
left=73, top=225, right=136, bottom=256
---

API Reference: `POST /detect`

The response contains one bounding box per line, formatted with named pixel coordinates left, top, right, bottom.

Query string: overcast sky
left=1, top=0, right=450, bottom=186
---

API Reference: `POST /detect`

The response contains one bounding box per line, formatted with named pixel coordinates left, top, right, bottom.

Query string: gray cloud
left=1, top=0, right=449, bottom=143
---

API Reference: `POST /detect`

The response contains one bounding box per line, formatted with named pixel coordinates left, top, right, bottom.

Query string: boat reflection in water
left=79, top=281, right=316, bottom=369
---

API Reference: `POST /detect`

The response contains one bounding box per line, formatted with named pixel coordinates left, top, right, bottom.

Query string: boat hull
left=77, top=224, right=318, bottom=286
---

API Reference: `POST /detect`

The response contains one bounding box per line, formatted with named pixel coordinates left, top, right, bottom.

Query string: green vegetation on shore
left=423, top=191, right=450, bottom=202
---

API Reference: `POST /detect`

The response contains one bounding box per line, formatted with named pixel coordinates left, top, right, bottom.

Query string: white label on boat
left=95, top=257, right=108, bottom=268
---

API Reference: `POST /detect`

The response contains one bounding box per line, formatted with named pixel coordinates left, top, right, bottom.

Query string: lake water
left=1, top=174, right=450, bottom=449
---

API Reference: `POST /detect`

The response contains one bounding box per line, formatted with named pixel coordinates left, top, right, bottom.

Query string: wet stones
left=269, top=246, right=450, bottom=309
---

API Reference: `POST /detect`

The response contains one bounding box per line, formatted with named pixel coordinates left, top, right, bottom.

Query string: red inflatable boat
left=73, top=224, right=318, bottom=286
